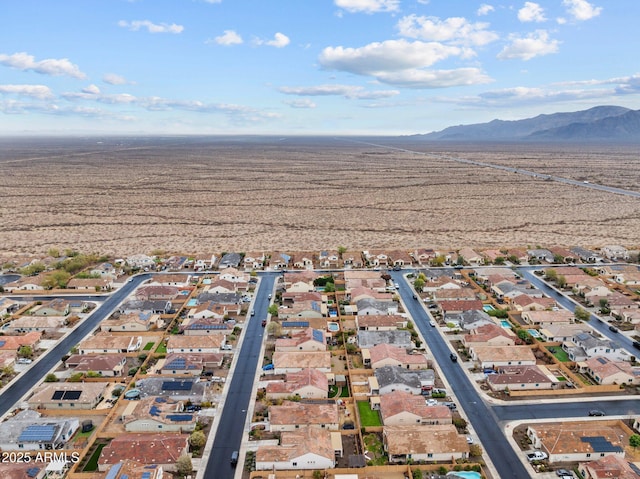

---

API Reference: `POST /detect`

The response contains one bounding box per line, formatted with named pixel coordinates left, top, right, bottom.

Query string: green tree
left=431, top=255, right=446, bottom=267
left=413, top=277, right=425, bottom=292
left=544, top=269, right=557, bottom=281
left=189, top=430, right=206, bottom=450
left=47, top=248, right=60, bottom=258
left=556, top=275, right=567, bottom=289
left=507, top=254, right=521, bottom=264
left=19, top=262, right=45, bottom=276
left=175, top=454, right=193, bottom=477
left=266, top=321, right=282, bottom=337
left=337, top=246, right=347, bottom=256
left=267, top=304, right=278, bottom=316
left=44, top=373, right=58, bottom=382
left=2, top=365, right=15, bottom=377
left=18, top=345, right=33, bottom=358
left=494, top=256, right=505, bottom=265
left=41, top=270, right=71, bottom=289
left=630, top=434, right=640, bottom=450
left=574, top=306, right=591, bottom=321
left=469, top=444, right=483, bottom=457
left=324, top=282, right=336, bottom=292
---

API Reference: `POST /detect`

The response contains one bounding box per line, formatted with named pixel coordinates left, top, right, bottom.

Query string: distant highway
left=346, top=139, right=640, bottom=199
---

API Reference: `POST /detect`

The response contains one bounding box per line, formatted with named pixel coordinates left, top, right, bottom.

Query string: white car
left=429, top=320, right=436, bottom=327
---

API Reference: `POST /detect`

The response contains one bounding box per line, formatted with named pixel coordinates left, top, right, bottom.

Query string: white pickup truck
left=527, top=451, right=548, bottom=462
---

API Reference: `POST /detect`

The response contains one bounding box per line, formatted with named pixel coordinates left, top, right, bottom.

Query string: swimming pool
left=483, top=304, right=495, bottom=312
left=186, top=299, right=198, bottom=307
left=446, top=472, right=481, bottom=479
left=327, top=321, right=340, bottom=332
left=500, top=320, right=511, bottom=328
left=528, top=328, right=541, bottom=338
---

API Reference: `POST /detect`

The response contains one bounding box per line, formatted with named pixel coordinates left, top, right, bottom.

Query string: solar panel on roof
left=149, top=405, right=161, bottom=416
left=596, top=357, right=607, bottom=364
left=141, top=473, right=151, bottom=479
left=580, top=436, right=623, bottom=453
left=166, top=358, right=186, bottom=369
left=52, top=390, right=64, bottom=400
left=26, top=468, right=40, bottom=478
left=155, top=397, right=166, bottom=403
left=18, top=424, right=57, bottom=442
left=0, top=341, right=5, bottom=347
left=166, top=414, right=193, bottom=422
left=161, top=380, right=193, bottom=391
left=63, top=390, right=82, bottom=400
left=281, top=321, right=309, bottom=328
left=312, top=329, right=323, bottom=342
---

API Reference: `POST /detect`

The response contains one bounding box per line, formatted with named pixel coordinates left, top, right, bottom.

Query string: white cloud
left=82, top=84, right=101, bottom=95
left=211, top=30, right=243, bottom=46
left=319, top=39, right=466, bottom=75
left=518, top=2, right=546, bottom=22
left=477, top=4, right=494, bottom=16
left=375, top=68, right=492, bottom=88
left=334, top=0, right=399, bottom=14
left=318, top=39, right=493, bottom=89
left=397, top=15, right=498, bottom=46
left=497, top=30, right=559, bottom=60
left=0, top=52, right=86, bottom=79
left=284, top=99, right=316, bottom=108
left=103, top=73, right=133, bottom=85
left=562, top=0, right=602, bottom=21
left=257, top=32, right=290, bottom=48
left=0, top=84, right=53, bottom=99
left=279, top=84, right=399, bottom=99
left=118, top=20, right=184, bottom=34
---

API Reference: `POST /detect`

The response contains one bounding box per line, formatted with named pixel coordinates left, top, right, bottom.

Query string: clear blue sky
left=1, top=0, right=637, bottom=135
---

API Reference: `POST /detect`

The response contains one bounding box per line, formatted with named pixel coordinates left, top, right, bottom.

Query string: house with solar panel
left=159, top=353, right=223, bottom=376
left=134, top=378, right=210, bottom=401
left=267, top=251, right=291, bottom=270
left=27, top=382, right=108, bottom=410
left=121, top=396, right=196, bottom=433
left=0, top=409, right=79, bottom=451
left=275, top=327, right=326, bottom=352
left=0, top=463, right=45, bottom=479
left=0, top=331, right=42, bottom=352
left=180, top=318, right=233, bottom=336
left=278, top=300, right=326, bottom=320
left=527, top=421, right=628, bottom=463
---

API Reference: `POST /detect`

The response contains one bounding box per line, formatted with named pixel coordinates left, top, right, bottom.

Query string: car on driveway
left=526, top=451, right=548, bottom=462
left=556, top=469, right=573, bottom=478
left=588, top=409, right=605, bottom=416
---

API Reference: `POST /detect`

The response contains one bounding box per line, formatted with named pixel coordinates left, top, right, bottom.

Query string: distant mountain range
left=413, top=106, right=640, bottom=142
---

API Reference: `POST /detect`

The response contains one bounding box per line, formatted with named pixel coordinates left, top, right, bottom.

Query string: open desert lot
left=1, top=136, right=639, bottom=256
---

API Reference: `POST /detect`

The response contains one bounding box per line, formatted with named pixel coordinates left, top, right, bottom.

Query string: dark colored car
left=608, top=325, right=618, bottom=333
left=449, top=353, right=458, bottom=362
left=633, top=341, right=640, bottom=350
left=588, top=409, right=605, bottom=416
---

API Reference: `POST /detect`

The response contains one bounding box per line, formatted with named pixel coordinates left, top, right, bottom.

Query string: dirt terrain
left=1, top=136, right=639, bottom=256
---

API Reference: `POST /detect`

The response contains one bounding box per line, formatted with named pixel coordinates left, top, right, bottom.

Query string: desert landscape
left=1, top=136, right=639, bottom=257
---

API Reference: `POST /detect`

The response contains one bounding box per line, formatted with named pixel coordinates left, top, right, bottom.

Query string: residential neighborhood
left=0, top=246, right=639, bottom=479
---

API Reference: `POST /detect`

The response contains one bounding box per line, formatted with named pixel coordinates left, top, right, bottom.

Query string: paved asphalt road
left=0, top=274, right=150, bottom=417
left=204, top=273, right=277, bottom=479
left=391, top=270, right=532, bottom=479
left=349, top=139, right=640, bottom=199
left=519, top=267, right=639, bottom=355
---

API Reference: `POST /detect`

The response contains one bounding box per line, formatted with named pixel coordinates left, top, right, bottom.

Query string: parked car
left=633, top=341, right=640, bottom=350
left=556, top=469, right=573, bottom=478
left=588, top=409, right=605, bottom=416
left=526, top=451, right=548, bottom=462
left=449, top=353, right=458, bottom=362
left=251, top=310, right=255, bottom=316
left=413, top=294, right=418, bottom=300
left=608, top=325, right=618, bottom=333
left=429, top=320, right=436, bottom=327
